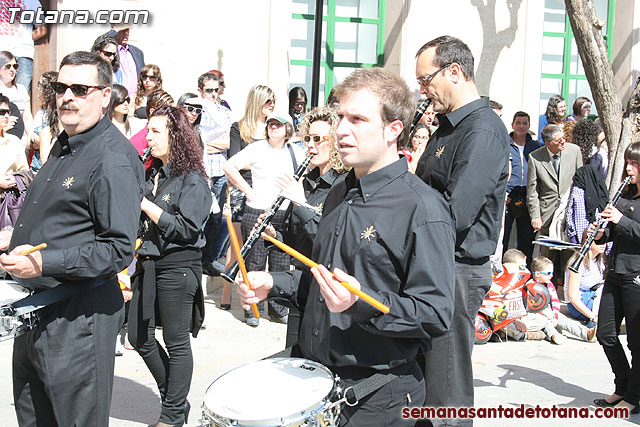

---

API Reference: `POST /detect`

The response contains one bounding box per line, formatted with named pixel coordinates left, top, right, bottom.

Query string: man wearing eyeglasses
left=0, top=51, right=144, bottom=427
left=197, top=72, right=234, bottom=275
left=414, top=36, right=509, bottom=426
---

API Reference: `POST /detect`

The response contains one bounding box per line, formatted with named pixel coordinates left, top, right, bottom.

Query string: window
left=290, top=0, right=386, bottom=104
left=540, top=0, right=615, bottom=116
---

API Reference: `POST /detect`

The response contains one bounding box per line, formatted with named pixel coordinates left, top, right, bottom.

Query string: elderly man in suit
left=527, top=124, right=582, bottom=269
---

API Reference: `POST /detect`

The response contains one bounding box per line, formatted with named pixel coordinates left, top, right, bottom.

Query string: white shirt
left=227, top=139, right=305, bottom=210
left=0, top=133, right=28, bottom=174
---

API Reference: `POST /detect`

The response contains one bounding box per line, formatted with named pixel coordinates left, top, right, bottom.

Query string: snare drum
left=0, top=280, right=35, bottom=341
left=201, top=358, right=341, bottom=427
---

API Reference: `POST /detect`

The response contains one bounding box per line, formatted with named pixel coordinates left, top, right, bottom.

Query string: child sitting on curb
left=512, top=255, right=597, bottom=344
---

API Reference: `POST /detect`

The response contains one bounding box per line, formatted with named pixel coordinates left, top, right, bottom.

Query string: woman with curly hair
left=538, top=94, right=567, bottom=138
left=267, top=105, right=349, bottom=345
left=90, top=34, right=119, bottom=83
left=566, top=119, right=608, bottom=244
left=29, top=71, right=58, bottom=171
left=133, top=64, right=163, bottom=119
left=128, top=105, right=211, bottom=427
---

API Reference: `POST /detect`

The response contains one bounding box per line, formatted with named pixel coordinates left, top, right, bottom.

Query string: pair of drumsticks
left=224, top=215, right=390, bottom=316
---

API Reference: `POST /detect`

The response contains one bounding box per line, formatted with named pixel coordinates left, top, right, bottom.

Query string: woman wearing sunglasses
left=90, top=34, right=120, bottom=84
left=128, top=105, right=211, bottom=427
left=109, top=84, right=144, bottom=138
left=0, top=94, right=28, bottom=190
left=0, top=51, right=32, bottom=136
left=267, top=105, right=349, bottom=343
left=29, top=71, right=59, bottom=172
left=214, top=85, right=276, bottom=310
left=133, top=64, right=163, bottom=120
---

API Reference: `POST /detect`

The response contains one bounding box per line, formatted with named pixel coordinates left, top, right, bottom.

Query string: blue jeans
left=202, top=176, right=228, bottom=263
left=16, top=57, right=33, bottom=93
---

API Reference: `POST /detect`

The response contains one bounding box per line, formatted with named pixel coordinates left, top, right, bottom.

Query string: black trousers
left=13, top=282, right=124, bottom=427
left=129, top=265, right=200, bottom=425
left=423, top=262, right=491, bottom=427
left=597, top=273, right=640, bottom=406
left=502, top=208, right=535, bottom=265
left=241, top=205, right=290, bottom=317
left=338, top=362, right=426, bottom=427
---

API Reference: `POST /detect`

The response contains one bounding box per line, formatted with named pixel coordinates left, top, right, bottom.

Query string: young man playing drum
left=238, top=67, right=456, bottom=426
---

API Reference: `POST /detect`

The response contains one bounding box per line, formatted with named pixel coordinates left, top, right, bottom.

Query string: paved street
left=0, top=277, right=637, bottom=426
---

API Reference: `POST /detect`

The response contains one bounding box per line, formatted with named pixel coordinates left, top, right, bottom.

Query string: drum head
left=204, top=358, right=334, bottom=425
left=0, top=281, right=29, bottom=307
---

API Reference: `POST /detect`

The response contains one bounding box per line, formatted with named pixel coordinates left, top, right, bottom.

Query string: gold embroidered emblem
left=62, top=177, right=74, bottom=189
left=361, top=225, right=376, bottom=242
left=161, top=193, right=171, bottom=203
left=315, top=202, right=323, bottom=211
left=435, top=146, right=445, bottom=158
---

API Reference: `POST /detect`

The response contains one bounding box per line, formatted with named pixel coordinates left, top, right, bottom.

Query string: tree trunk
left=564, top=0, right=626, bottom=196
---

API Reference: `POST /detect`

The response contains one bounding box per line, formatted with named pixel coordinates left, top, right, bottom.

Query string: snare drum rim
left=202, top=358, right=338, bottom=426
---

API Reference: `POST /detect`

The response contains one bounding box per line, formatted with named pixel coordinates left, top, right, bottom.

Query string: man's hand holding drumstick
left=0, top=243, right=47, bottom=278
left=237, top=265, right=362, bottom=314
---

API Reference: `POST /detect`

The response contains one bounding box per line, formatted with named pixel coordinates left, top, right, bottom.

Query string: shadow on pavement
left=496, top=363, right=595, bottom=407
left=110, top=375, right=160, bottom=424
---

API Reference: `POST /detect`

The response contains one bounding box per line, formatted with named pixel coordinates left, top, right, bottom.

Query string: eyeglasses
left=582, top=104, right=592, bottom=110
left=120, top=97, right=131, bottom=104
left=264, top=99, right=274, bottom=106
left=204, top=88, right=219, bottom=94
left=51, top=82, right=106, bottom=97
left=185, top=105, right=203, bottom=115
left=0, top=108, right=10, bottom=116
left=100, top=50, right=116, bottom=59
left=218, top=81, right=225, bottom=86
left=294, top=101, right=306, bottom=107
left=417, top=63, right=451, bottom=88
left=551, top=135, right=566, bottom=144
left=268, top=120, right=285, bottom=127
left=142, top=74, right=158, bottom=81
left=535, top=271, right=553, bottom=276
left=303, top=135, right=329, bottom=143
left=4, top=63, right=18, bottom=70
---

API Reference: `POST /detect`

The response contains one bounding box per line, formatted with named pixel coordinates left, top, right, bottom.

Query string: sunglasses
left=142, top=74, right=158, bottom=81
left=535, top=271, right=554, bottom=276
left=51, top=82, right=105, bottom=97
left=0, top=108, right=10, bottom=116
left=185, top=105, right=203, bottom=115
left=120, top=97, right=131, bottom=104
left=264, top=99, right=274, bottom=106
left=303, top=135, right=329, bottom=143
left=204, top=88, right=219, bottom=94
left=417, top=63, right=451, bottom=88
left=4, top=63, right=18, bottom=70
left=294, top=101, right=306, bottom=107
left=218, top=81, right=225, bottom=86
left=100, top=50, right=116, bottom=59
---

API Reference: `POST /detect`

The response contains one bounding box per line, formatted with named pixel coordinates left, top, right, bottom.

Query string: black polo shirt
left=416, top=97, right=510, bottom=262
left=269, top=159, right=455, bottom=371
left=283, top=167, right=345, bottom=268
left=601, top=191, right=640, bottom=276
left=9, top=115, right=144, bottom=289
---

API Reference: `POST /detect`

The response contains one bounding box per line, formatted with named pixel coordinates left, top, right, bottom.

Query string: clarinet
left=408, top=98, right=432, bottom=142
left=141, top=146, right=153, bottom=162
left=568, top=176, right=631, bottom=273
left=221, top=153, right=315, bottom=283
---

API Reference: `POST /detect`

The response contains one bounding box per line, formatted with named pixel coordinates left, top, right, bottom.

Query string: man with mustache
left=0, top=51, right=143, bottom=427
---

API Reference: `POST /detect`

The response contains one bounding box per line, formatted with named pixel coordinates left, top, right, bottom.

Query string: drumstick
left=260, top=233, right=390, bottom=314
left=19, top=243, right=47, bottom=256
left=225, top=214, right=260, bottom=319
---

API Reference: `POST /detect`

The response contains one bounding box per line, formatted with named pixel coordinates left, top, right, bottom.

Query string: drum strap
left=9, top=277, right=112, bottom=317
left=266, top=347, right=397, bottom=404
